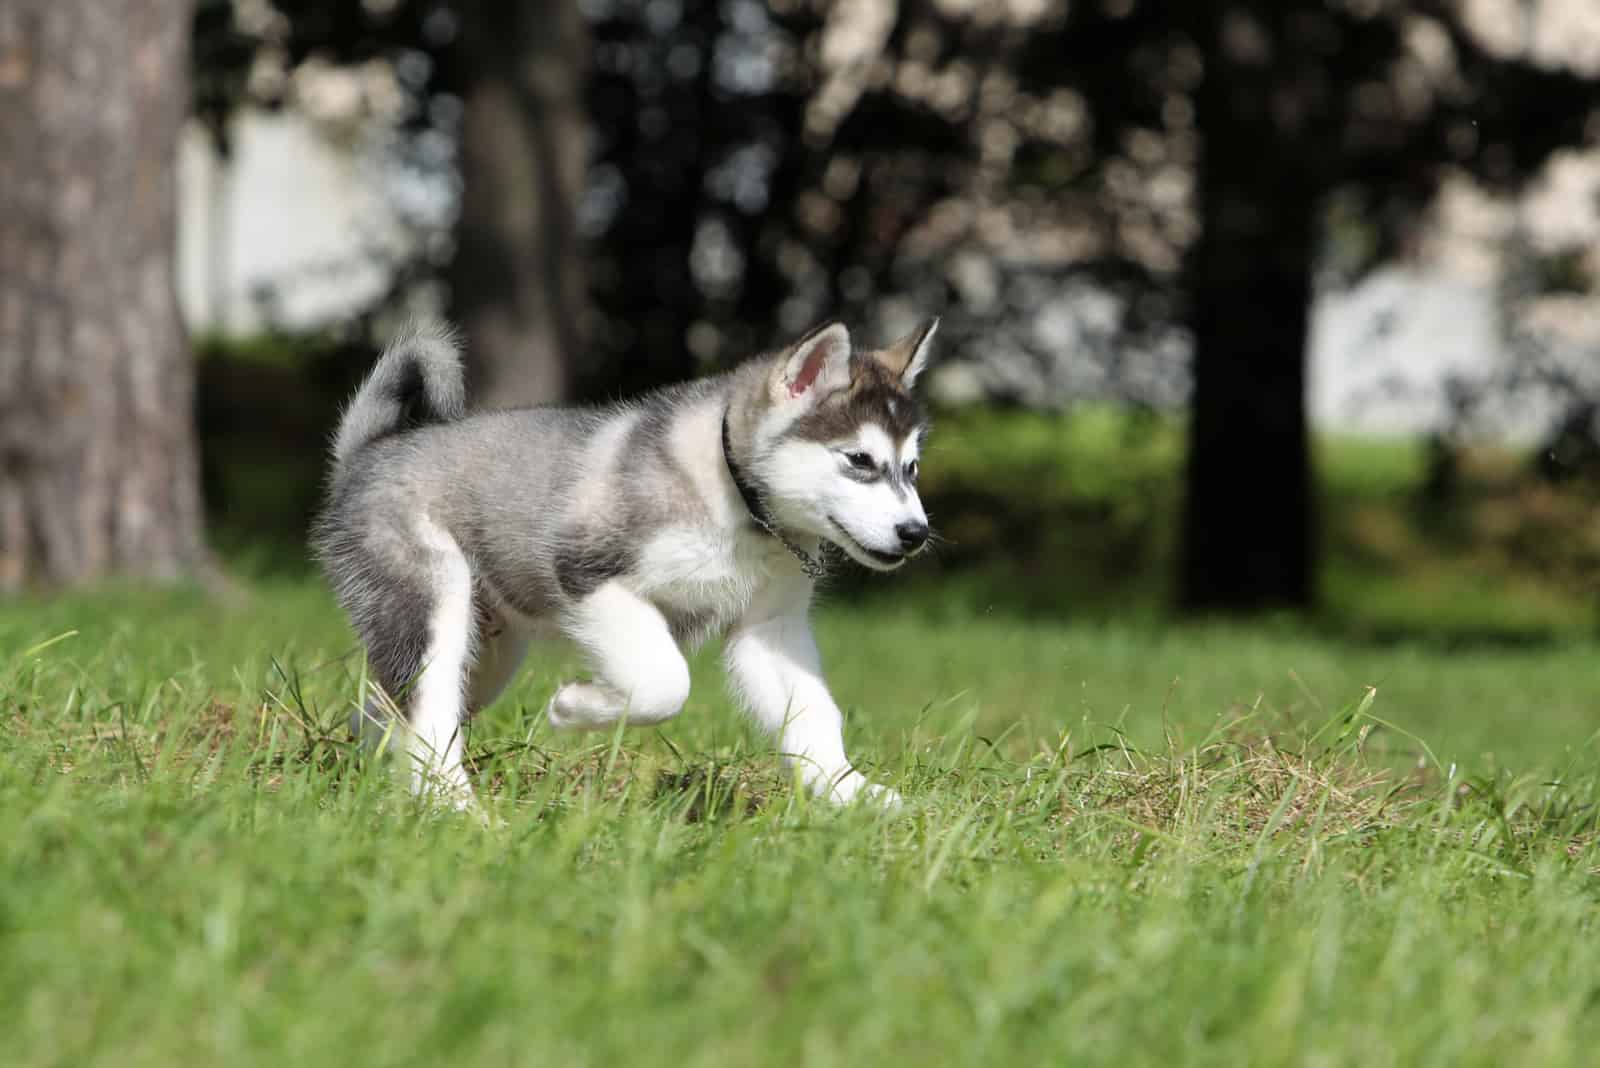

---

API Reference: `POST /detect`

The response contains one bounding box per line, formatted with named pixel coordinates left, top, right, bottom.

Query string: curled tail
left=331, top=320, right=466, bottom=470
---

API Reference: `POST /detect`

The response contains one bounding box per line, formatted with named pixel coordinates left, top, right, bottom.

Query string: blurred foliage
left=187, top=0, right=1600, bottom=611
left=189, top=0, right=1600, bottom=396
left=196, top=339, right=1600, bottom=642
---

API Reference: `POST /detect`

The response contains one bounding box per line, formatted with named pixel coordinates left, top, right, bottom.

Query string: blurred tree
left=0, top=0, right=208, bottom=589
left=584, top=0, right=822, bottom=395
left=192, top=0, right=972, bottom=399
left=192, top=0, right=586, bottom=406
left=450, top=2, right=587, bottom=407
left=585, top=0, right=997, bottom=390
left=196, top=0, right=928, bottom=402
left=188, top=0, right=1600, bottom=613
left=1013, top=0, right=1599, bottom=611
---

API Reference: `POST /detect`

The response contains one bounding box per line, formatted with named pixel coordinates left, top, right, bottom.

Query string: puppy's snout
left=895, top=520, right=929, bottom=553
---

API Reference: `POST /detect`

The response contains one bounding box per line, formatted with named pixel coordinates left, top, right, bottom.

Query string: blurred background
left=4, top=0, right=1600, bottom=642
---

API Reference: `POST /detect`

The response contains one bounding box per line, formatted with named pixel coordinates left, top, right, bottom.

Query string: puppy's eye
left=845, top=451, right=876, bottom=472
left=905, top=459, right=919, bottom=482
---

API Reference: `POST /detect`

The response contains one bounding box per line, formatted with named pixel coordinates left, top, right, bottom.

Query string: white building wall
left=176, top=110, right=407, bottom=335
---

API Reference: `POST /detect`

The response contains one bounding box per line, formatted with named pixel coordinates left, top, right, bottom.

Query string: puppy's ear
left=777, top=321, right=852, bottom=401
left=876, top=317, right=939, bottom=388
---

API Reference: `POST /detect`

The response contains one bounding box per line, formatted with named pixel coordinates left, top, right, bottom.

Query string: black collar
left=721, top=409, right=830, bottom=578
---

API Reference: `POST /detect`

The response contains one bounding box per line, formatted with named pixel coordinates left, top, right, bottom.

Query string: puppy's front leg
left=724, top=588, right=899, bottom=807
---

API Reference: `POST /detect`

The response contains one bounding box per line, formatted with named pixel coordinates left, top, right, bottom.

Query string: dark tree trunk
left=0, top=0, right=207, bottom=591
left=1180, top=7, right=1318, bottom=612
left=450, top=1, right=587, bottom=409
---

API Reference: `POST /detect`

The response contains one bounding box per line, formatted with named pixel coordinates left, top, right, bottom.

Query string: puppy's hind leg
left=348, top=517, right=478, bottom=809
left=400, top=518, right=478, bottom=807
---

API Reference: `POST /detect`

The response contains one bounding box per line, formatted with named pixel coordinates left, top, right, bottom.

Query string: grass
left=11, top=371, right=1600, bottom=1063
left=4, top=581, right=1600, bottom=1066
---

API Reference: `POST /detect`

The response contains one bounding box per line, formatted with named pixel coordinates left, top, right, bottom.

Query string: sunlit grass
left=4, top=582, right=1599, bottom=1065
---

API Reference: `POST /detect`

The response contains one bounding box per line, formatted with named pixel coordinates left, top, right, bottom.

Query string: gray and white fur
left=312, top=317, right=938, bottom=809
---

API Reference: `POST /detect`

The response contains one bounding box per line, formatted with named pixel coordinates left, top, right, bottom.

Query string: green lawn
left=4, top=579, right=1598, bottom=1066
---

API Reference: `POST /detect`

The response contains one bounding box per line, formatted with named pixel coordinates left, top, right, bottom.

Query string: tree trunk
left=451, top=1, right=587, bottom=409
left=1179, top=9, right=1317, bottom=612
left=0, top=0, right=207, bottom=591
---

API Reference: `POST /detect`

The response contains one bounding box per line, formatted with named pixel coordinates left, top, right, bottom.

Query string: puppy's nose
left=895, top=520, right=929, bottom=552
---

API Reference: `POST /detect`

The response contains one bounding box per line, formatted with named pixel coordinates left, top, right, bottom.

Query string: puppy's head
left=752, top=319, right=938, bottom=571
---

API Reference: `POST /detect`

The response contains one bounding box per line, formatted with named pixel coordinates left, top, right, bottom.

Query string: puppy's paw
left=411, top=767, right=479, bottom=815
left=858, top=782, right=904, bottom=810
left=822, top=769, right=903, bottom=810
left=545, top=681, right=613, bottom=731
left=544, top=682, right=580, bottom=731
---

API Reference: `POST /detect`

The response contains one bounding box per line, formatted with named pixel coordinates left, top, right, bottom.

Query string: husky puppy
left=312, top=318, right=937, bottom=809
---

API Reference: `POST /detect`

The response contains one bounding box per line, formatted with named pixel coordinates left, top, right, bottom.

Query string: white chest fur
left=629, top=525, right=786, bottom=642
